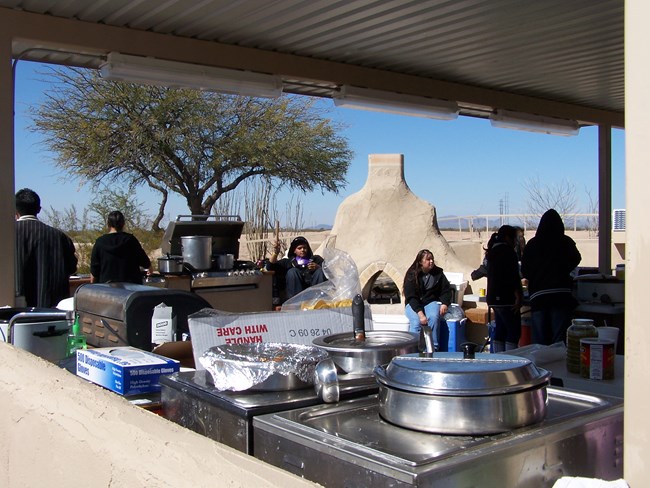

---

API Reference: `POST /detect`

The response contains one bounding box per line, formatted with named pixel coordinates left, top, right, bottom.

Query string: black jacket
left=15, top=217, right=78, bottom=307
left=403, top=265, right=453, bottom=313
left=486, top=242, right=521, bottom=307
left=521, top=209, right=581, bottom=307
left=90, top=232, right=151, bottom=284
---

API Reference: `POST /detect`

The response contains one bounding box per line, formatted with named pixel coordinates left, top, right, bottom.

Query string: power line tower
left=499, top=193, right=509, bottom=226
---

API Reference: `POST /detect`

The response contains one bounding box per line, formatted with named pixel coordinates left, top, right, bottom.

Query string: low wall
left=0, top=344, right=318, bottom=488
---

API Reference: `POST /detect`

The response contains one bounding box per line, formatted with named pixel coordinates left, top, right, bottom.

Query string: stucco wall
left=0, top=344, right=319, bottom=488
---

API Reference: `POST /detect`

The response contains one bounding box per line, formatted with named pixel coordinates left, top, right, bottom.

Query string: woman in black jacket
left=521, top=209, right=581, bottom=345
left=403, top=249, right=453, bottom=346
left=486, top=225, right=523, bottom=352
left=90, top=211, right=151, bottom=284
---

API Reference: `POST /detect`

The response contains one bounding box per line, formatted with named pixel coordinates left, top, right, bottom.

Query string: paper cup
left=597, top=326, right=619, bottom=352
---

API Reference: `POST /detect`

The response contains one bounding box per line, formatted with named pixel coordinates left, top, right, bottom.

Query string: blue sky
left=13, top=60, right=625, bottom=227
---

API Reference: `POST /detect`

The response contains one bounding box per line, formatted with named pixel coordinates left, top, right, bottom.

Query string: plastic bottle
left=66, top=313, right=87, bottom=358
left=566, top=318, right=597, bottom=374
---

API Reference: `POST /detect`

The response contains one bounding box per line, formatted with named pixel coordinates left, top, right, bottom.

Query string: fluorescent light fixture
left=99, top=52, right=283, bottom=98
left=333, top=85, right=459, bottom=120
left=490, top=109, right=580, bottom=136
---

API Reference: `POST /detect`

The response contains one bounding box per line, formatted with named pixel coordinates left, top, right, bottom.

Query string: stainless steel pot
left=157, top=255, right=184, bottom=274
left=312, top=330, right=418, bottom=375
left=181, top=235, right=212, bottom=271
left=216, top=253, right=234, bottom=271
left=374, top=351, right=551, bottom=434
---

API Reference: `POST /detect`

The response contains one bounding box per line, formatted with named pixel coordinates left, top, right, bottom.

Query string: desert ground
left=238, top=229, right=612, bottom=271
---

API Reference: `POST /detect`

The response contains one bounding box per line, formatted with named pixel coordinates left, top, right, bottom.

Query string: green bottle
left=67, top=313, right=87, bottom=358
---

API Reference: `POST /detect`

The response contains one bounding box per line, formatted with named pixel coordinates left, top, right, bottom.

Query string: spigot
left=419, top=325, right=434, bottom=358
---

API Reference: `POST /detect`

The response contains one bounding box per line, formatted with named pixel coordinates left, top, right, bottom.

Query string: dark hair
left=107, top=211, right=126, bottom=231
left=288, top=236, right=312, bottom=258
left=403, top=249, right=433, bottom=294
left=15, top=188, right=41, bottom=216
left=486, top=225, right=517, bottom=260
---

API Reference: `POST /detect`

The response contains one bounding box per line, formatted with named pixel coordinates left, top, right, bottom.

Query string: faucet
left=419, top=325, right=434, bottom=357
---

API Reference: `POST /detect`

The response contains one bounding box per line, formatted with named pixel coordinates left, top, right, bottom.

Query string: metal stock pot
left=157, top=255, right=184, bottom=274
left=181, top=235, right=212, bottom=271
left=313, top=330, right=418, bottom=375
left=374, top=350, right=551, bottom=434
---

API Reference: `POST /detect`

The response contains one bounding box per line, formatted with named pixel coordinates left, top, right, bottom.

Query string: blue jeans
left=285, top=266, right=327, bottom=299
left=531, top=306, right=573, bottom=345
left=406, top=302, right=441, bottom=347
left=492, top=306, right=521, bottom=345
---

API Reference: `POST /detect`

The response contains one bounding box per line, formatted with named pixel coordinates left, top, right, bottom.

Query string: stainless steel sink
left=253, top=388, right=624, bottom=487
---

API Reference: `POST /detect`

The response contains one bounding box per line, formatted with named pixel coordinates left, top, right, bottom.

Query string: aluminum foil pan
left=199, top=342, right=329, bottom=392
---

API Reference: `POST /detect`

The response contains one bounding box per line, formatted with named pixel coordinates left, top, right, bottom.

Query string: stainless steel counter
left=254, top=388, right=624, bottom=487
left=160, top=370, right=378, bottom=454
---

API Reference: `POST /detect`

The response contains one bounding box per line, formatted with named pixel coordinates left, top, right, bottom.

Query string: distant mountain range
left=306, top=223, right=333, bottom=231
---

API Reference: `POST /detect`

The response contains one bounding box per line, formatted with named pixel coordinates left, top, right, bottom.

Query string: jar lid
left=571, top=318, right=594, bottom=326
left=375, top=352, right=550, bottom=396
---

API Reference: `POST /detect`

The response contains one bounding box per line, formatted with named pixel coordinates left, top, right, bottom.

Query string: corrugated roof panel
left=0, top=0, right=624, bottom=115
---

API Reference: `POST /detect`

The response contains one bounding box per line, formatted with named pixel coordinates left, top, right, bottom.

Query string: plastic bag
left=443, top=304, right=466, bottom=321
left=281, top=248, right=362, bottom=311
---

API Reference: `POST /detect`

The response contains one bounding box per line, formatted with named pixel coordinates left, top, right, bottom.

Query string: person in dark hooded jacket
left=90, top=211, right=151, bottom=284
left=268, top=236, right=327, bottom=300
left=486, top=225, right=523, bottom=352
left=521, top=209, right=581, bottom=345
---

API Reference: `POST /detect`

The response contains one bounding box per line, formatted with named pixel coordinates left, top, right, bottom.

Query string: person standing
left=403, top=249, right=453, bottom=347
left=15, top=188, right=78, bottom=308
left=486, top=225, right=523, bottom=352
left=521, top=209, right=582, bottom=345
left=90, top=211, right=151, bottom=284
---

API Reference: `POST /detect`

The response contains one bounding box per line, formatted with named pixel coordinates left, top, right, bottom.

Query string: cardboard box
left=76, top=347, right=180, bottom=396
left=464, top=307, right=489, bottom=325
left=152, top=341, right=195, bottom=369
left=188, top=307, right=373, bottom=370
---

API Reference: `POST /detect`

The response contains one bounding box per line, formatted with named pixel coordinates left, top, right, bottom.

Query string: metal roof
left=0, top=0, right=624, bottom=126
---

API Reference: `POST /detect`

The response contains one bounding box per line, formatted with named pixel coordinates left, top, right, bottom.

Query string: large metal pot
left=181, top=235, right=212, bottom=271
left=312, top=330, right=418, bottom=375
left=157, top=254, right=184, bottom=274
left=374, top=350, right=551, bottom=434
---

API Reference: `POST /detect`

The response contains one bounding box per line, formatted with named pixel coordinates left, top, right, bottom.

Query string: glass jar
left=566, top=319, right=598, bottom=373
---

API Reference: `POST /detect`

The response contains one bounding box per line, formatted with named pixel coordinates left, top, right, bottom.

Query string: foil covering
left=199, top=342, right=329, bottom=391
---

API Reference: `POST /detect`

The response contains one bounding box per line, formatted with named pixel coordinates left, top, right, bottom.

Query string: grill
left=161, top=214, right=245, bottom=260
left=159, top=215, right=272, bottom=312
left=74, top=283, right=211, bottom=350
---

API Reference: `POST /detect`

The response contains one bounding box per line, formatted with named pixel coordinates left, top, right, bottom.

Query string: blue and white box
left=76, top=347, right=180, bottom=396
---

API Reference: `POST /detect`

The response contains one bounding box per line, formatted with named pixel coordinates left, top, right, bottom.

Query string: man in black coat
left=521, top=209, right=582, bottom=345
left=15, top=188, right=78, bottom=307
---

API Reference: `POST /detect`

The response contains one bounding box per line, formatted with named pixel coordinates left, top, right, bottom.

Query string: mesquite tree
left=31, top=67, right=352, bottom=231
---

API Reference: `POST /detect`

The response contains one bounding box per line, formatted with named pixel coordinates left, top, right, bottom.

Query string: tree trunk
left=151, top=192, right=168, bottom=232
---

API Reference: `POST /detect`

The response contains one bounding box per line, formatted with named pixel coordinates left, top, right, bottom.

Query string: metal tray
left=253, top=388, right=624, bottom=487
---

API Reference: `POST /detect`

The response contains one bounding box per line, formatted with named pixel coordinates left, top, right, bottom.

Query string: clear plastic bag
left=281, top=248, right=362, bottom=311
left=443, top=304, right=466, bottom=321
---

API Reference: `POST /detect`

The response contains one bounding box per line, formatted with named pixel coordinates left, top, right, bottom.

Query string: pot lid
left=313, top=331, right=418, bottom=353
left=375, top=352, right=550, bottom=396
